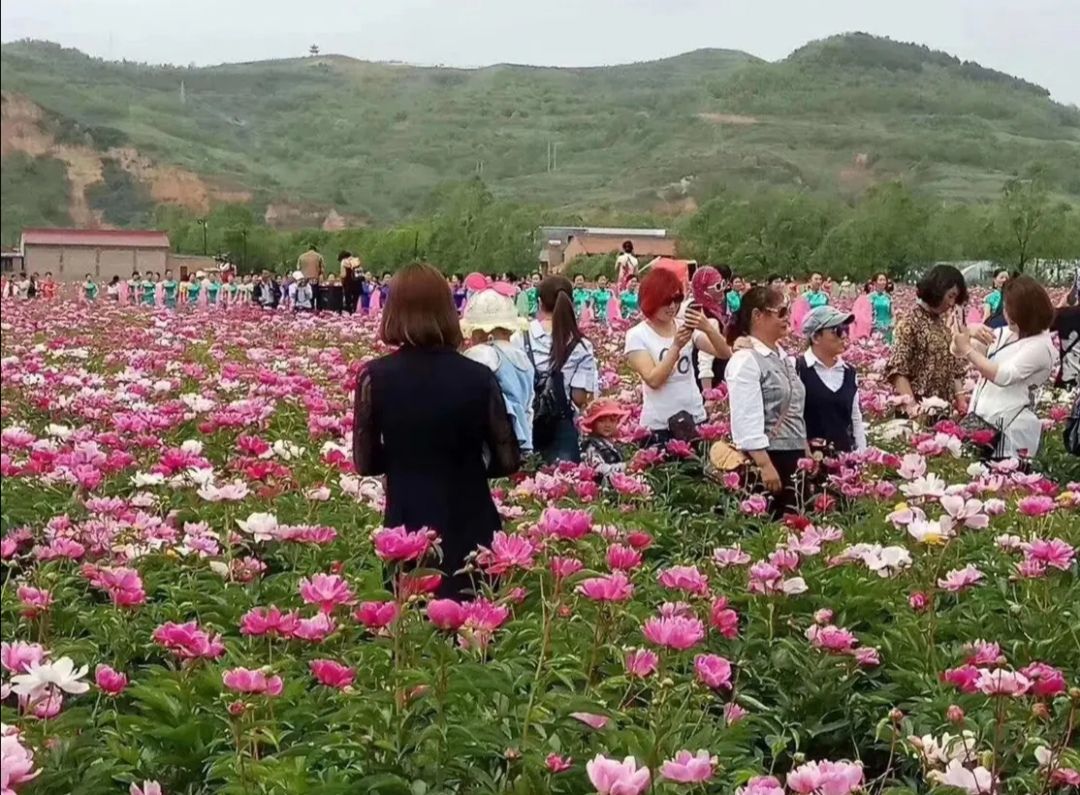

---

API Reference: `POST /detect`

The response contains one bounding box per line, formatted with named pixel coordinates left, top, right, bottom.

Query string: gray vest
left=751, top=350, right=807, bottom=451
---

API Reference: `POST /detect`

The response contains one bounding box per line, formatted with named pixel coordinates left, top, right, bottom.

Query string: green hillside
left=2, top=31, right=1079, bottom=241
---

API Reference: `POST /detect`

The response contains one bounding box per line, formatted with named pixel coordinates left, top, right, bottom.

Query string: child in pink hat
left=580, top=398, right=630, bottom=477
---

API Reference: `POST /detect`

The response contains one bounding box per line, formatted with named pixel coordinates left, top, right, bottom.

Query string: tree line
left=158, top=174, right=1080, bottom=282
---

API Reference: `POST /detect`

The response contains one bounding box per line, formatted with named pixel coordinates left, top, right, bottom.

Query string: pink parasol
left=369, top=287, right=382, bottom=317
left=789, top=295, right=811, bottom=335
left=607, top=296, right=623, bottom=323
left=118, top=281, right=130, bottom=305
left=155, top=283, right=165, bottom=308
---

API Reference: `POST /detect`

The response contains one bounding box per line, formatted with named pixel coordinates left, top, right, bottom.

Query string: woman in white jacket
left=953, top=275, right=1057, bottom=460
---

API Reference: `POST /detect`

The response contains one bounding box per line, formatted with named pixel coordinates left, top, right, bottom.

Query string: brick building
left=540, top=226, right=676, bottom=272
left=19, top=229, right=170, bottom=283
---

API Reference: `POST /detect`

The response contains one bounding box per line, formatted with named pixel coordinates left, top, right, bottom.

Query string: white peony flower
left=236, top=512, right=279, bottom=542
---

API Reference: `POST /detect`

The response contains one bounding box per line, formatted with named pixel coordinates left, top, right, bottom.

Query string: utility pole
left=179, top=80, right=186, bottom=105
left=196, top=219, right=208, bottom=255
left=553, top=142, right=558, bottom=172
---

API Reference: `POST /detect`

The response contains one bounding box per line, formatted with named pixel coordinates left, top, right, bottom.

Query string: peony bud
left=889, top=708, right=904, bottom=723
left=947, top=704, right=965, bottom=724
left=1031, top=703, right=1050, bottom=721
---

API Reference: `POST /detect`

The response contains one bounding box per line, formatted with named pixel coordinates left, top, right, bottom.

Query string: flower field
left=1, top=294, right=1078, bottom=795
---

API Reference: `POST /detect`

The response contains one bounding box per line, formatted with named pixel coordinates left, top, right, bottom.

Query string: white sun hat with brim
left=195, top=270, right=207, bottom=279
left=292, top=271, right=304, bottom=280
left=461, top=289, right=528, bottom=334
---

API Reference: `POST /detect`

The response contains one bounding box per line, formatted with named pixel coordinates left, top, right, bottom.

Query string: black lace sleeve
left=484, top=373, right=522, bottom=478
left=352, top=368, right=385, bottom=476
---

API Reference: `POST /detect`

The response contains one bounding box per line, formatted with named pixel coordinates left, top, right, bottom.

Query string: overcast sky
left=3, top=0, right=1078, bottom=104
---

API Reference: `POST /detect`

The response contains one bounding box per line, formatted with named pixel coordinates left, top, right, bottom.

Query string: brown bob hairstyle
left=1003, top=275, right=1054, bottom=338
left=379, top=262, right=463, bottom=349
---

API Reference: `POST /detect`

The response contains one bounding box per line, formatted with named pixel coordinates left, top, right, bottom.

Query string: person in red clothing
left=40, top=272, right=59, bottom=300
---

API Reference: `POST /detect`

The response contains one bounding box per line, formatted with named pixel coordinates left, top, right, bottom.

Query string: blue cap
left=802, top=305, right=855, bottom=337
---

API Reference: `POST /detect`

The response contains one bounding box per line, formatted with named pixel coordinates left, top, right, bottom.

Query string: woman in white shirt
left=616, top=240, right=639, bottom=292
left=625, top=267, right=731, bottom=444
left=512, top=276, right=597, bottom=463
left=953, top=275, right=1057, bottom=460
left=725, top=285, right=809, bottom=516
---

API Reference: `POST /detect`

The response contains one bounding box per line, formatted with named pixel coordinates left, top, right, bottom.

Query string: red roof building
left=20, top=228, right=171, bottom=283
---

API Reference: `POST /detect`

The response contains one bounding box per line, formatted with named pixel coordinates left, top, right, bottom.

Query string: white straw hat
left=292, top=270, right=304, bottom=280
left=460, top=289, right=527, bottom=334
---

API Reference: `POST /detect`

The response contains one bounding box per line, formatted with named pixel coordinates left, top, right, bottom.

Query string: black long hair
left=726, top=285, right=784, bottom=345
left=539, top=275, right=584, bottom=370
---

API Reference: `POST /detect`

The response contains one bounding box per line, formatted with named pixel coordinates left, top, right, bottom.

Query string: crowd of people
left=347, top=253, right=1079, bottom=595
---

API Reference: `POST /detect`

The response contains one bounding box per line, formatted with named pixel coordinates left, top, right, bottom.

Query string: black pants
left=767, top=449, right=804, bottom=518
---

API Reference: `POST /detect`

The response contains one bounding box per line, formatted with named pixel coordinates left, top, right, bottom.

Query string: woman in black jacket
left=353, top=262, right=521, bottom=598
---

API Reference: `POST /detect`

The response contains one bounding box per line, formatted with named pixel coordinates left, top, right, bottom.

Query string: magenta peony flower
left=806, top=624, right=858, bottom=653
left=586, top=754, right=650, bottom=795
left=660, top=750, right=715, bottom=784
left=725, top=702, right=749, bottom=725
left=709, top=598, right=740, bottom=638
left=606, top=544, right=643, bottom=571
left=353, top=600, right=399, bottom=630
left=426, top=599, right=466, bottom=631
left=642, top=615, right=706, bottom=650
left=239, top=606, right=300, bottom=638
left=16, top=586, right=53, bottom=618
left=740, top=495, right=769, bottom=516
left=95, top=664, right=128, bottom=696
left=577, top=571, right=635, bottom=603
left=537, top=507, right=593, bottom=540
left=545, top=753, right=573, bottom=773
left=1020, top=662, right=1067, bottom=697
left=942, top=664, right=981, bottom=694
left=624, top=648, right=659, bottom=679
left=477, top=531, right=536, bottom=575
left=1025, top=538, right=1075, bottom=571
left=298, top=573, right=355, bottom=613
left=291, top=612, right=336, bottom=643
left=1017, top=495, right=1055, bottom=517
left=694, top=654, right=733, bottom=689
left=309, top=659, right=356, bottom=689
left=370, top=525, right=434, bottom=562
left=550, top=556, right=584, bottom=580
left=152, top=621, right=225, bottom=660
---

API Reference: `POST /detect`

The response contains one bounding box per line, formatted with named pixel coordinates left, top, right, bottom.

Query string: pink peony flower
left=370, top=525, right=433, bottom=562
left=660, top=749, right=715, bottom=784
left=965, top=640, right=1002, bottom=666
left=578, top=571, right=635, bottom=602
left=477, top=531, right=536, bottom=575
left=740, top=495, right=769, bottom=516
left=624, top=648, right=659, bottom=679
left=642, top=615, right=706, bottom=650
left=975, top=668, right=1030, bottom=697
left=1020, top=662, right=1067, bottom=698
left=152, top=621, right=225, bottom=660
left=1025, top=538, right=1075, bottom=571
left=1, top=641, right=46, bottom=674
left=908, top=591, right=931, bottom=612
left=657, top=564, right=710, bottom=596
left=551, top=556, right=584, bottom=580
left=725, top=702, right=749, bottom=725
left=737, top=775, right=784, bottom=795
left=851, top=647, right=881, bottom=667
left=586, top=754, right=651, bottom=795
left=786, top=760, right=864, bottom=795
left=222, top=667, right=283, bottom=697
left=545, top=753, right=573, bottom=773
left=709, top=598, right=740, bottom=638
left=1017, top=495, right=1055, bottom=517
left=353, top=600, right=399, bottom=630
left=239, top=606, right=300, bottom=638
left=130, top=781, right=162, bottom=795
left=571, top=712, right=610, bottom=730
left=694, top=654, right=733, bottom=689
left=537, top=507, right=592, bottom=540
left=309, top=659, right=356, bottom=689
left=942, top=665, right=981, bottom=694
left=938, top=565, right=984, bottom=592
left=606, top=544, right=643, bottom=571
left=298, top=573, right=356, bottom=613
left=806, top=624, right=857, bottom=653
left=16, top=586, right=53, bottom=618
left=95, top=664, right=128, bottom=696
left=291, top=612, right=336, bottom=643
left=713, top=545, right=752, bottom=568
left=427, top=599, right=466, bottom=631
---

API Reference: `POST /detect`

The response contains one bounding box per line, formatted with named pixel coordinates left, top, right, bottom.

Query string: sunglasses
left=763, top=305, right=790, bottom=319
left=668, top=293, right=685, bottom=306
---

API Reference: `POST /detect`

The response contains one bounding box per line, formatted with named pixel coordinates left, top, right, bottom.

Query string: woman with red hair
left=625, top=267, right=732, bottom=443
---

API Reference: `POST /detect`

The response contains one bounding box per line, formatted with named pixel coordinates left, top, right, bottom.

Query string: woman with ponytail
left=513, top=275, right=598, bottom=463
left=724, top=285, right=809, bottom=517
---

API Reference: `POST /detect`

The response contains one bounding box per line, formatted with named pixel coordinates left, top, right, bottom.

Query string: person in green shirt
left=591, top=275, right=614, bottom=324
left=206, top=275, right=221, bottom=305
left=982, top=269, right=1010, bottom=329
left=141, top=275, right=156, bottom=306
left=804, top=272, right=830, bottom=309
left=726, top=276, right=745, bottom=314
left=572, top=274, right=592, bottom=317
left=620, top=276, right=640, bottom=317
left=186, top=274, right=201, bottom=304
left=868, top=272, right=894, bottom=342
left=82, top=274, right=99, bottom=302
left=162, top=270, right=178, bottom=308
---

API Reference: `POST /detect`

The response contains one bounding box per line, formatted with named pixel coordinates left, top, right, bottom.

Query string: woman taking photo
left=953, top=275, right=1057, bottom=460
left=353, top=263, right=521, bottom=598
left=724, top=286, right=809, bottom=516
left=513, top=276, right=597, bottom=463
left=625, top=267, right=732, bottom=443
left=886, top=264, right=972, bottom=417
